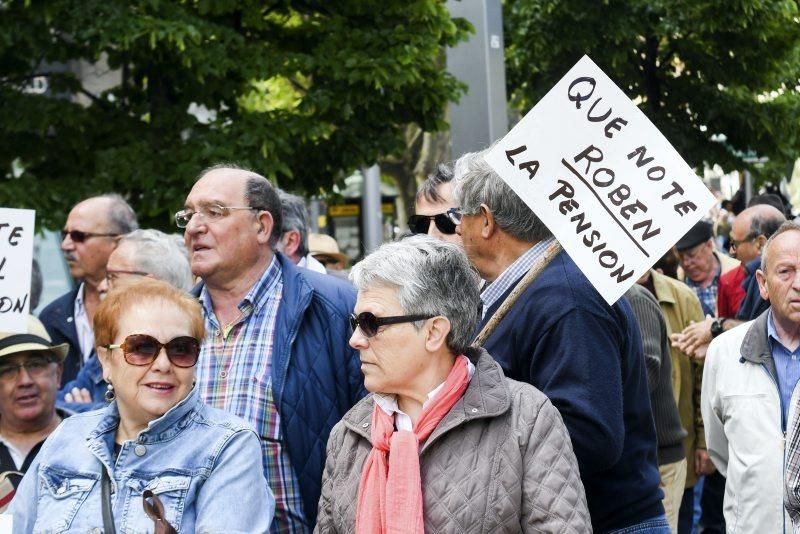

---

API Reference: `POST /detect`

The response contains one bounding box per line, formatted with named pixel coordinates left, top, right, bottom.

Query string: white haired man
left=704, top=221, right=800, bottom=532
left=450, top=150, right=666, bottom=533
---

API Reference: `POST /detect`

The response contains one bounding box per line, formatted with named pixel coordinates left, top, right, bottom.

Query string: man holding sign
left=452, top=151, right=666, bottom=532
left=452, top=55, right=717, bottom=533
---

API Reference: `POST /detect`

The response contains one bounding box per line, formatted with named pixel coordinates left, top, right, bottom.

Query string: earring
left=104, top=383, right=116, bottom=402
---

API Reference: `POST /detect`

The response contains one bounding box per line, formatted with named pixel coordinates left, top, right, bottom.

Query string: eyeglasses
left=0, top=356, right=56, bottom=382
left=105, top=334, right=201, bottom=368
left=174, top=204, right=265, bottom=228
left=408, top=212, right=457, bottom=235
left=349, top=311, right=434, bottom=338
left=105, top=269, right=149, bottom=286
left=729, top=234, right=757, bottom=251
left=445, top=207, right=464, bottom=226
left=62, top=230, right=120, bottom=243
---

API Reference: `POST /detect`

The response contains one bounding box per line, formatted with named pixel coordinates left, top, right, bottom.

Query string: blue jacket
left=56, top=352, right=109, bottom=413
left=193, top=253, right=366, bottom=526
left=38, top=288, right=82, bottom=385
left=477, top=251, right=663, bottom=532
left=11, top=387, right=274, bottom=533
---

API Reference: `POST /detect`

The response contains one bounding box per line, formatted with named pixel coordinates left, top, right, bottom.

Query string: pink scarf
left=355, top=356, right=471, bottom=534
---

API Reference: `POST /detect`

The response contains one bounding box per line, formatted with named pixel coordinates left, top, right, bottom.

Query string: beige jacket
left=315, top=348, right=591, bottom=534
left=650, top=270, right=706, bottom=487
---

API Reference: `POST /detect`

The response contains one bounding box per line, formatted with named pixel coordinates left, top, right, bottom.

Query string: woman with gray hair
left=315, top=235, right=590, bottom=534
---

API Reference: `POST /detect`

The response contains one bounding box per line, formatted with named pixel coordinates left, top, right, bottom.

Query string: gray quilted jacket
left=315, top=348, right=592, bottom=533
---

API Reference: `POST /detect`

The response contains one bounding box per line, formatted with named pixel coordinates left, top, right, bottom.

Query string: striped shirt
left=481, top=237, right=556, bottom=318
left=196, top=256, right=307, bottom=533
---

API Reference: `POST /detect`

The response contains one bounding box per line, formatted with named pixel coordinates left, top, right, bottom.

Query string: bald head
left=729, top=204, right=786, bottom=263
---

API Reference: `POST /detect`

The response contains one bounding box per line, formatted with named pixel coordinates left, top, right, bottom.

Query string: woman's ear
left=97, top=346, right=112, bottom=382
left=424, top=316, right=451, bottom=353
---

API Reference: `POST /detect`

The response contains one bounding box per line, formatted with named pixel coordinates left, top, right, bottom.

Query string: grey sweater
left=625, top=284, right=687, bottom=465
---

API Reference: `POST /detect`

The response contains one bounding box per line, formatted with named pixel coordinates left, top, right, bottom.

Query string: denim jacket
left=11, top=387, right=274, bottom=533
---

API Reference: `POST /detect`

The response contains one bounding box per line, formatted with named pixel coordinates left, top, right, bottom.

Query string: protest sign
left=0, top=209, right=35, bottom=333
left=485, top=55, right=716, bottom=304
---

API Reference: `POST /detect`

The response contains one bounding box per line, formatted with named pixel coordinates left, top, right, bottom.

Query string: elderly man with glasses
left=39, top=194, right=138, bottom=387
left=448, top=150, right=666, bottom=533
left=0, top=316, right=69, bottom=511
left=176, top=164, right=364, bottom=532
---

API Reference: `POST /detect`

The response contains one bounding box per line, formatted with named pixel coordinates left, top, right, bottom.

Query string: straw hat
left=0, top=315, right=69, bottom=361
left=309, top=233, right=348, bottom=266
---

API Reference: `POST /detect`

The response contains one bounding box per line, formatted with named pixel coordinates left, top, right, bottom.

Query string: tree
left=504, top=0, right=800, bottom=182
left=0, top=1, right=469, bottom=229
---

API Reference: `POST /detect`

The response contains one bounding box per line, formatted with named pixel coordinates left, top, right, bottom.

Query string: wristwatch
left=711, top=318, right=727, bottom=338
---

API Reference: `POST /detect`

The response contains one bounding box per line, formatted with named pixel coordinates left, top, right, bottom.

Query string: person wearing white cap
left=0, top=315, right=69, bottom=510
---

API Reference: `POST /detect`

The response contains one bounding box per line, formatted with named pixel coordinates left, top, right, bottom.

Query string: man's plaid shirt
left=196, top=256, right=307, bottom=533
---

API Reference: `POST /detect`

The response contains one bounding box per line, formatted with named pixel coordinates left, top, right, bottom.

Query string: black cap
left=676, top=220, right=713, bottom=251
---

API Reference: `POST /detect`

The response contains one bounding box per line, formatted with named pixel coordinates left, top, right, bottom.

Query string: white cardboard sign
left=485, top=55, right=716, bottom=304
left=0, top=208, right=35, bottom=333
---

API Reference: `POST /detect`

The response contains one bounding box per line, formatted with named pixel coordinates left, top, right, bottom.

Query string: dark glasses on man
left=408, top=213, right=457, bottom=235
left=349, top=312, right=434, bottom=338
left=62, top=230, right=120, bottom=243
left=105, top=334, right=201, bottom=368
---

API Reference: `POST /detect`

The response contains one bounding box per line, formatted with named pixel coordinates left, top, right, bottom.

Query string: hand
left=695, top=448, right=716, bottom=475
left=671, top=318, right=714, bottom=359
left=63, top=387, right=93, bottom=404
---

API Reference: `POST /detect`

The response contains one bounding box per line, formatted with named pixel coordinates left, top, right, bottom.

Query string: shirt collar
left=373, top=355, right=476, bottom=418
left=74, top=282, right=86, bottom=313
left=480, top=237, right=555, bottom=314
left=199, top=255, right=282, bottom=319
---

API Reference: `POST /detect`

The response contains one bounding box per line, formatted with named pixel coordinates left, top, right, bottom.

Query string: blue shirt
left=767, top=310, right=800, bottom=429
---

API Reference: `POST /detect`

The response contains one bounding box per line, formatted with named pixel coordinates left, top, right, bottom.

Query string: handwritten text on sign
left=485, top=55, right=716, bottom=304
left=0, top=209, right=35, bottom=333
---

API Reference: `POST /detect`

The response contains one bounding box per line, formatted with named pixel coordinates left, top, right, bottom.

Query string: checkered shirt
left=480, top=237, right=556, bottom=318
left=196, top=256, right=308, bottom=533
left=685, top=274, right=719, bottom=317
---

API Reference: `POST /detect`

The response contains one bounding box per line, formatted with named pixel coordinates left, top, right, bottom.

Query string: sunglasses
left=105, top=334, right=201, bottom=368
left=408, top=213, right=456, bottom=235
left=349, top=311, right=434, bottom=338
left=62, top=230, right=120, bottom=243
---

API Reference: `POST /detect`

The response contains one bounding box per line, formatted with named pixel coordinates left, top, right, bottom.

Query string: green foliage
left=0, top=0, right=469, bottom=229
left=504, top=0, right=800, bottom=184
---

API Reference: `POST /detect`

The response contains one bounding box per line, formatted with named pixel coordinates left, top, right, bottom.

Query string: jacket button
left=56, top=485, right=66, bottom=495
left=92, top=528, right=103, bottom=534
left=134, top=444, right=147, bottom=456
left=362, top=422, right=369, bottom=428
left=471, top=408, right=478, bottom=413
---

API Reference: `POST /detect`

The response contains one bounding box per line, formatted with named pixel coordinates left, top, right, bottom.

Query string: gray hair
left=277, top=189, right=310, bottom=257
left=452, top=150, right=552, bottom=243
left=118, top=229, right=193, bottom=291
left=761, top=221, right=800, bottom=272
left=350, top=235, right=480, bottom=354
left=198, top=163, right=283, bottom=247
left=97, top=193, right=139, bottom=234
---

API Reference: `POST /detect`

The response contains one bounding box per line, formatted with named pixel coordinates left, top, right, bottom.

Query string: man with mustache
left=38, top=194, right=138, bottom=385
left=0, top=316, right=70, bottom=511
